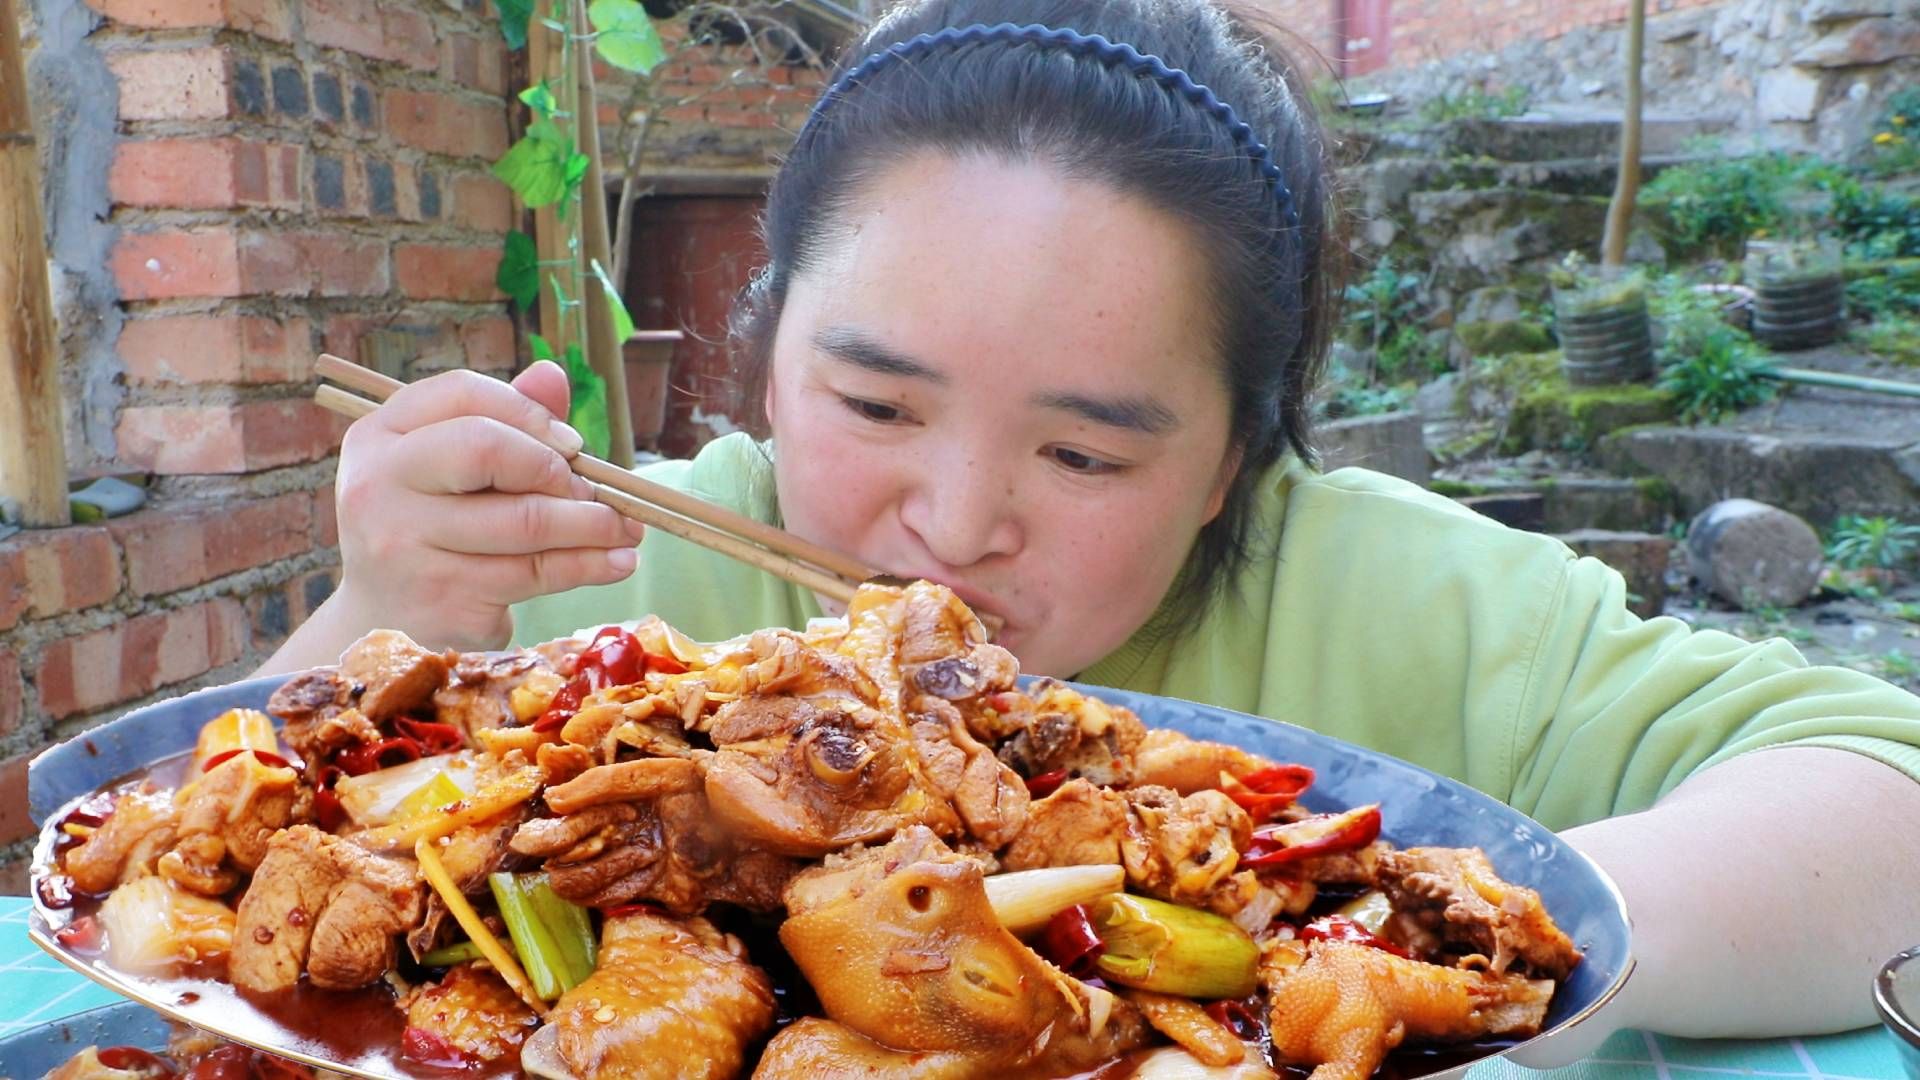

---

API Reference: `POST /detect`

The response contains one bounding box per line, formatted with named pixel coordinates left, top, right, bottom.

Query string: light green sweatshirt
left=514, top=433, right=1920, bottom=830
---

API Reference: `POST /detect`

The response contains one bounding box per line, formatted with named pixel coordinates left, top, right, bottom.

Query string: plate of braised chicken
left=24, top=580, right=1631, bottom=1080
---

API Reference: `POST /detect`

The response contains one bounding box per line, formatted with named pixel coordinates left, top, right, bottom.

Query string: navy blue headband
left=796, top=21, right=1302, bottom=231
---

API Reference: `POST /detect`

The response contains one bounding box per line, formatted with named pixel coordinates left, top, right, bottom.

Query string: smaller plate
left=1877, top=945, right=1920, bottom=1080
left=0, top=1001, right=174, bottom=1080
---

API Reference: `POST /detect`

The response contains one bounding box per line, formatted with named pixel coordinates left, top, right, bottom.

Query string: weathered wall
left=1259, top=0, right=1919, bottom=159
left=0, top=0, right=521, bottom=887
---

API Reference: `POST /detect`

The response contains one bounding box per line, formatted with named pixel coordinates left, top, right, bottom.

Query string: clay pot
left=622, top=329, right=683, bottom=452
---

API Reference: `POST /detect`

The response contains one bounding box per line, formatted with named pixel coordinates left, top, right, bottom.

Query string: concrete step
left=1438, top=475, right=1675, bottom=535
left=1352, top=109, right=1735, bottom=164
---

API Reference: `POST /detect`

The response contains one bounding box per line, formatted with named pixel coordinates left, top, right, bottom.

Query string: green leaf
left=529, top=332, right=555, bottom=362
left=591, top=259, right=635, bottom=342
left=564, top=152, right=591, bottom=192
left=589, top=0, right=667, bottom=75
left=492, top=120, right=573, bottom=208
left=518, top=81, right=559, bottom=120
left=561, top=342, right=612, bottom=458
left=493, top=0, right=534, bottom=50
left=497, top=231, right=540, bottom=312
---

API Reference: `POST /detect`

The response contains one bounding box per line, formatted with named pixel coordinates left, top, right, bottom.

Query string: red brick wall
left=0, top=0, right=518, bottom=884
left=1252, top=0, right=1722, bottom=75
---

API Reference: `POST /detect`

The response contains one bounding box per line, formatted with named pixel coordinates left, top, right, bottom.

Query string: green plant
left=1886, top=601, right=1920, bottom=624
left=1826, top=515, right=1920, bottom=570
left=1846, top=274, right=1920, bottom=320
left=1876, top=649, right=1920, bottom=683
left=1340, top=257, right=1441, bottom=387
left=1657, top=320, right=1775, bottom=423
left=1828, top=178, right=1920, bottom=259
left=1851, top=314, right=1920, bottom=365
left=488, top=0, right=666, bottom=459
left=1418, top=85, right=1531, bottom=124
left=1320, top=362, right=1412, bottom=419
left=1865, top=86, right=1920, bottom=177
left=1642, top=153, right=1826, bottom=257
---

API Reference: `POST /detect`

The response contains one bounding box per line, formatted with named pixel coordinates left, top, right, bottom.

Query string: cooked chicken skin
left=65, top=785, right=179, bottom=895
left=1002, top=779, right=1255, bottom=913
left=1377, top=847, right=1584, bottom=980
left=401, top=961, right=539, bottom=1064
left=338, top=629, right=448, bottom=722
left=158, top=752, right=301, bottom=896
left=1262, top=939, right=1554, bottom=1080
left=778, top=827, right=1150, bottom=1072
left=548, top=910, right=775, bottom=1080
left=230, top=824, right=422, bottom=993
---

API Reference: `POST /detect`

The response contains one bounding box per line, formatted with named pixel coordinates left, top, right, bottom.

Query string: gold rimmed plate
left=28, top=671, right=1634, bottom=1079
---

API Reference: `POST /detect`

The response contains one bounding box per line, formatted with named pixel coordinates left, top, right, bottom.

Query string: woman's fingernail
left=549, top=420, right=585, bottom=455
left=607, top=547, right=637, bottom=573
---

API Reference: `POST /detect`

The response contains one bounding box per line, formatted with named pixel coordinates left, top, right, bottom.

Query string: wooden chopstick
left=311, top=360, right=873, bottom=605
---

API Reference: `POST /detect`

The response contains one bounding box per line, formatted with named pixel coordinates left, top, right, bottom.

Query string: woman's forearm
left=252, top=585, right=387, bottom=677
left=1564, top=745, right=1920, bottom=1038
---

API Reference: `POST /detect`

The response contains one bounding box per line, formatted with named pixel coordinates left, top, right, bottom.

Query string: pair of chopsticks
left=312, top=354, right=875, bottom=605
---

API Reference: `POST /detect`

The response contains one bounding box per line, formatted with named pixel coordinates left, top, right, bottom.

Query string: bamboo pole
left=529, top=3, right=569, bottom=356
left=1763, top=367, right=1920, bottom=400
left=0, top=0, right=69, bottom=527
left=573, top=0, right=634, bottom=467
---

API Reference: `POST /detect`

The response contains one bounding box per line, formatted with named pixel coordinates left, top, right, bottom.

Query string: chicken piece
left=1131, top=726, right=1271, bottom=795
left=432, top=649, right=558, bottom=741
left=1126, top=988, right=1247, bottom=1067
left=268, top=669, right=355, bottom=760
left=231, top=824, right=423, bottom=993
left=158, top=751, right=302, bottom=896
left=518, top=791, right=799, bottom=914
left=339, top=629, right=449, bottom=722
left=995, top=678, right=1147, bottom=789
left=1261, top=938, right=1554, bottom=1080
left=754, top=1014, right=1151, bottom=1078
left=65, top=785, right=179, bottom=895
left=704, top=695, right=963, bottom=856
left=1377, top=847, right=1583, bottom=980
left=909, top=701, right=1030, bottom=847
left=778, top=827, right=1151, bottom=1071
left=543, top=756, right=704, bottom=815
left=1002, top=779, right=1254, bottom=913
left=543, top=910, right=775, bottom=1080
left=401, top=961, right=540, bottom=1065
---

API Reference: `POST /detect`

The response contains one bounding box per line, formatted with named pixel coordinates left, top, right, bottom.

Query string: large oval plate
left=0, top=1001, right=176, bottom=1079
left=26, top=673, right=1633, bottom=1079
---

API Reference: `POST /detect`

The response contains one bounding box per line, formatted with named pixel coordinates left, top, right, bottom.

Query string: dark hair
left=732, top=0, right=1340, bottom=626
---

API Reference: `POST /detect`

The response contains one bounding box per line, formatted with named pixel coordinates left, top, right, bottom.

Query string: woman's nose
left=897, top=453, right=1024, bottom=569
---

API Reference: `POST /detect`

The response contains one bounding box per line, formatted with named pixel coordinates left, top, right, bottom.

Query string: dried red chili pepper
left=1298, top=914, right=1411, bottom=958
left=1240, top=804, right=1381, bottom=868
left=311, top=765, right=348, bottom=832
left=55, top=914, right=101, bottom=950
left=335, top=737, right=424, bottom=777
left=1040, top=904, right=1106, bottom=978
left=1024, top=769, right=1069, bottom=799
left=201, top=748, right=297, bottom=774
left=1223, top=763, right=1315, bottom=821
left=96, top=1046, right=175, bottom=1077
left=1204, top=997, right=1267, bottom=1041
left=601, top=900, right=671, bottom=920
left=394, top=717, right=466, bottom=757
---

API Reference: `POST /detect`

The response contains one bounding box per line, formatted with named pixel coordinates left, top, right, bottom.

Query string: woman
left=265, top=0, right=1920, bottom=1062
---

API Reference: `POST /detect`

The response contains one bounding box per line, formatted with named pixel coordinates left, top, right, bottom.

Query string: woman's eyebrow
left=812, top=326, right=948, bottom=383
left=1032, top=390, right=1180, bottom=435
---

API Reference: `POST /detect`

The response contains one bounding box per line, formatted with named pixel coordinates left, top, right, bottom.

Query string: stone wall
left=1350, top=0, right=1919, bottom=159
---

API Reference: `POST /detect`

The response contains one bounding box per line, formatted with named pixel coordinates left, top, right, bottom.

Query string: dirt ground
left=1664, top=572, right=1920, bottom=695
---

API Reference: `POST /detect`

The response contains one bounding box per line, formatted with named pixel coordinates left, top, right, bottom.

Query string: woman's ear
left=1203, top=446, right=1243, bottom=524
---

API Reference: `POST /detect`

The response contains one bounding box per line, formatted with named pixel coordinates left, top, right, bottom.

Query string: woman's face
left=766, top=152, right=1238, bottom=676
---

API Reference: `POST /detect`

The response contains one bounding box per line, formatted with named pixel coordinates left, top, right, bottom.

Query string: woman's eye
left=1048, top=446, right=1120, bottom=475
left=842, top=397, right=904, bottom=423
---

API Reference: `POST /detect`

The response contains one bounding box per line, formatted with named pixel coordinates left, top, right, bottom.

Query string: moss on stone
left=1456, top=319, right=1555, bottom=357
left=1500, top=362, right=1677, bottom=455
left=1427, top=479, right=1488, bottom=497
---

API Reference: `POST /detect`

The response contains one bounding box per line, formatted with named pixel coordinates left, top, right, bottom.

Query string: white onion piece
left=985, top=865, right=1126, bottom=935
left=98, top=876, right=236, bottom=975
left=1129, top=1045, right=1279, bottom=1079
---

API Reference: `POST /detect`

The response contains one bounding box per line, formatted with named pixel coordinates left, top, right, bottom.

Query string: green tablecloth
left=1, top=897, right=1902, bottom=1077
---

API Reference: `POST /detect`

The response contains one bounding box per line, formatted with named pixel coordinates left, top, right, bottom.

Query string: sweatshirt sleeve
left=1504, top=552, right=1920, bottom=828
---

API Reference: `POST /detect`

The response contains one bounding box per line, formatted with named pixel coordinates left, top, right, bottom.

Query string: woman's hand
left=258, top=362, right=644, bottom=673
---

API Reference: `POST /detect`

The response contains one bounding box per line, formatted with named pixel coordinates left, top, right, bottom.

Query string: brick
left=117, top=406, right=245, bottom=473
left=313, top=483, right=338, bottom=547
left=442, top=30, right=507, bottom=95
left=313, top=154, right=347, bottom=210
left=36, top=602, right=231, bottom=719
left=238, top=399, right=348, bottom=469
left=111, top=46, right=232, bottom=120
left=461, top=313, right=517, bottom=373
left=120, top=314, right=310, bottom=386
left=383, top=8, right=438, bottom=71
left=0, top=544, right=25, bottom=632
left=109, top=137, right=298, bottom=211
left=351, top=82, right=376, bottom=128
left=112, top=494, right=312, bottom=596
left=269, top=63, right=308, bottom=116
left=227, top=0, right=293, bottom=40
left=449, top=173, right=513, bottom=233
left=0, top=649, right=20, bottom=738
left=209, top=596, right=249, bottom=667
left=416, top=168, right=441, bottom=220
left=313, top=70, right=345, bottom=123
left=236, top=231, right=390, bottom=297
left=384, top=89, right=509, bottom=159
left=395, top=243, right=502, bottom=302
left=366, top=158, right=397, bottom=216
left=110, top=228, right=242, bottom=301
left=0, top=755, right=28, bottom=847
left=18, top=527, right=121, bottom=619
left=86, top=0, right=291, bottom=36
left=303, top=0, right=385, bottom=60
